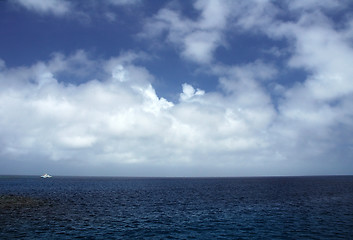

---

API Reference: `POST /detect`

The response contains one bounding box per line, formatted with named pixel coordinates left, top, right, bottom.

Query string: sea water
left=1, top=176, right=353, bottom=239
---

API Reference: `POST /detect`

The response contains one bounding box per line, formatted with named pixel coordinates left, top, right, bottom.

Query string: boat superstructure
left=41, top=173, right=52, bottom=178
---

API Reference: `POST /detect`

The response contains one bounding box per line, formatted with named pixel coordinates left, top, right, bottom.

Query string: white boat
left=41, top=173, right=52, bottom=178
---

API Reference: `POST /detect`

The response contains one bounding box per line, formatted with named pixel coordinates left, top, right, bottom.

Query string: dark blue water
left=1, top=176, right=353, bottom=239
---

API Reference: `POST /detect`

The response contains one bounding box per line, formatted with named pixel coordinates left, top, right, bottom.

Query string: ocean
left=1, top=176, right=353, bottom=239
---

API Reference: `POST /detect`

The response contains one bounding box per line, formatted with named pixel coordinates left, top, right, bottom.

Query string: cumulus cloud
left=2, top=1, right=353, bottom=176
left=232, top=0, right=353, bottom=174
left=180, top=83, right=205, bottom=102
left=237, top=1, right=353, bottom=136
left=142, top=0, right=231, bottom=64
left=1, top=45, right=353, bottom=175
left=13, top=0, right=72, bottom=16
left=286, top=16, right=353, bottom=101
left=0, top=50, right=281, bottom=174
left=0, top=52, right=173, bottom=164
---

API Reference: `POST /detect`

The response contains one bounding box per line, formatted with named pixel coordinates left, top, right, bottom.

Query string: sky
left=1, top=0, right=353, bottom=177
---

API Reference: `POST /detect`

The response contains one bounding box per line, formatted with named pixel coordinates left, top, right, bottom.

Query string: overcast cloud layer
left=1, top=0, right=353, bottom=176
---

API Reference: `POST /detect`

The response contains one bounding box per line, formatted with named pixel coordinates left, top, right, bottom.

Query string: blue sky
left=1, top=0, right=353, bottom=176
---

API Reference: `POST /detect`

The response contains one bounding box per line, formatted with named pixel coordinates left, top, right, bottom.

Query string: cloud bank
left=2, top=0, right=353, bottom=176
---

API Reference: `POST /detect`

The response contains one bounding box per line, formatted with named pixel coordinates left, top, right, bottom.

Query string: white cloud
left=1, top=46, right=353, bottom=175
left=286, top=0, right=347, bottom=11
left=2, top=1, right=353, bottom=176
left=230, top=0, right=279, bottom=31
left=217, top=0, right=353, bottom=104
left=286, top=16, right=353, bottom=101
left=0, top=51, right=280, bottom=174
left=180, top=83, right=205, bottom=102
left=182, top=31, right=221, bottom=63
left=106, top=0, right=141, bottom=6
left=194, top=0, right=229, bottom=29
left=11, top=0, right=140, bottom=21
left=0, top=52, right=174, bottom=165
left=142, top=0, right=230, bottom=64
left=13, top=0, right=72, bottom=16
